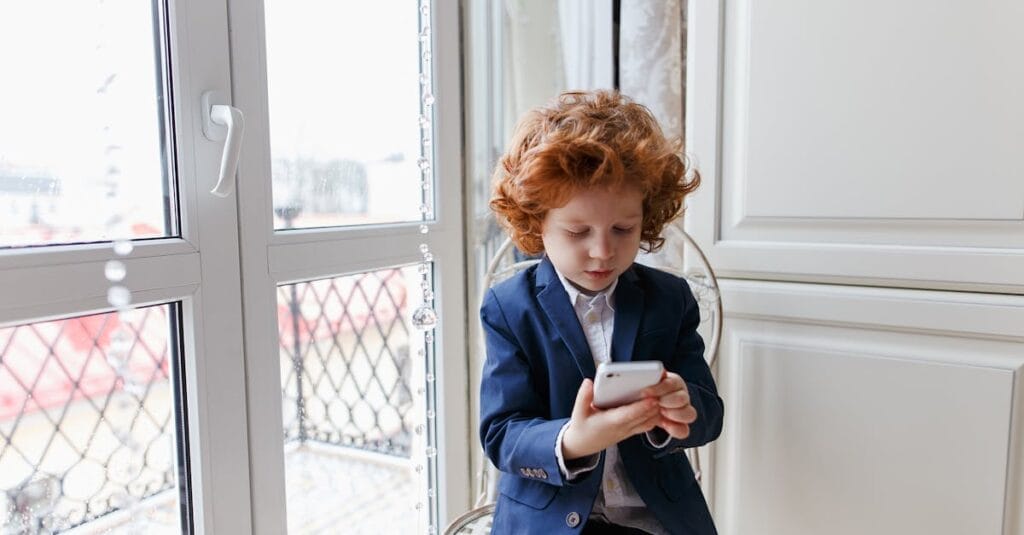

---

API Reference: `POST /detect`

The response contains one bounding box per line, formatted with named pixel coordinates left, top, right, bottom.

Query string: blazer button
left=566, top=511, right=580, bottom=527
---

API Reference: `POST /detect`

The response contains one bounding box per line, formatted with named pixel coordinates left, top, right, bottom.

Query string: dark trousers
left=581, top=519, right=652, bottom=534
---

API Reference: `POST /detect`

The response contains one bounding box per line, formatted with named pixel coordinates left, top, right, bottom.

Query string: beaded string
left=409, top=1, right=440, bottom=533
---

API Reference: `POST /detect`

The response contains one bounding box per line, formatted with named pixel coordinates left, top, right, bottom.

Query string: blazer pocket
left=501, top=477, right=558, bottom=510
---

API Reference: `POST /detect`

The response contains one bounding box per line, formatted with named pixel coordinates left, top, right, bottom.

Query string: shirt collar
left=554, top=269, right=618, bottom=312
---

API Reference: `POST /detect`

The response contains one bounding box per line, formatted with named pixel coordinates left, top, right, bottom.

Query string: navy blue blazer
left=479, top=256, right=723, bottom=534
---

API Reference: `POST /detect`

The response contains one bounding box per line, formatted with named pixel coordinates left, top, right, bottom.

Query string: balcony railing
left=1, top=269, right=414, bottom=533
left=0, top=306, right=178, bottom=533
left=278, top=268, right=413, bottom=457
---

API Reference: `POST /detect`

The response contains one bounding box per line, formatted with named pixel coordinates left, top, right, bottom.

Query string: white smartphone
left=592, top=361, right=665, bottom=409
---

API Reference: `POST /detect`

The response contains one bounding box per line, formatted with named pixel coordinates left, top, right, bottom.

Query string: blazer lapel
left=611, top=267, right=643, bottom=363
left=535, top=257, right=596, bottom=379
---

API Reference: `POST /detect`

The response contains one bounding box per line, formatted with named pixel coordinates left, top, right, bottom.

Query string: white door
left=226, top=1, right=469, bottom=533
left=0, top=1, right=251, bottom=532
left=686, top=1, right=1024, bottom=534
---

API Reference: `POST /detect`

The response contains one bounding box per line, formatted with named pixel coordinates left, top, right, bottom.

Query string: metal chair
left=445, top=230, right=721, bottom=535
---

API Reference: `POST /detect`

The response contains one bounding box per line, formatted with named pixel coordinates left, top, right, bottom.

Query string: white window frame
left=225, top=0, right=470, bottom=532
left=0, top=0, right=254, bottom=532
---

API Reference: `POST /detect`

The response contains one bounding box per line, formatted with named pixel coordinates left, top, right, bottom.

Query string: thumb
left=573, top=379, right=595, bottom=417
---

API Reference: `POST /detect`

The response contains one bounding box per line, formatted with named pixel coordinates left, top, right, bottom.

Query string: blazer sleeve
left=478, top=288, right=573, bottom=487
left=645, top=277, right=724, bottom=453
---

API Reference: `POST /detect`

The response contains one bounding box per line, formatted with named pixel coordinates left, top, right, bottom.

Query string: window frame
left=225, top=0, right=470, bottom=532
left=0, top=0, right=255, bottom=533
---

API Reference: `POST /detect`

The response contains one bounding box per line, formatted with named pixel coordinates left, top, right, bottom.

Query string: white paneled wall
left=685, top=1, right=1024, bottom=533
left=687, top=0, right=1024, bottom=294
left=713, top=280, right=1024, bottom=535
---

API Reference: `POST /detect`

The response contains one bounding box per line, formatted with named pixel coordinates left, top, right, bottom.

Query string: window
left=0, top=0, right=466, bottom=532
left=0, top=1, right=250, bottom=532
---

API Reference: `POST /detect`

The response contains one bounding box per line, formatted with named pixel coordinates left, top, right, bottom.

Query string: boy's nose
left=589, top=234, right=613, bottom=259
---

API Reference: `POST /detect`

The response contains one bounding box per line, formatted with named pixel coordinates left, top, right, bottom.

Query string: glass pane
left=278, top=267, right=431, bottom=534
left=265, top=1, right=424, bottom=230
left=0, top=1, right=174, bottom=248
left=0, top=304, right=189, bottom=533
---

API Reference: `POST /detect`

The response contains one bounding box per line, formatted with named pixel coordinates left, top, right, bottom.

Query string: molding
left=713, top=315, right=1024, bottom=535
left=719, top=278, right=1024, bottom=341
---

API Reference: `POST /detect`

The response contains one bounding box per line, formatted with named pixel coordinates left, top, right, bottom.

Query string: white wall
left=687, top=1, right=1024, bottom=533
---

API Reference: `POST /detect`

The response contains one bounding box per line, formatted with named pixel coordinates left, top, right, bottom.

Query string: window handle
left=202, top=91, right=245, bottom=198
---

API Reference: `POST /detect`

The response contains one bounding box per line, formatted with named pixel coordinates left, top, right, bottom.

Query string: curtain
left=619, top=0, right=688, bottom=271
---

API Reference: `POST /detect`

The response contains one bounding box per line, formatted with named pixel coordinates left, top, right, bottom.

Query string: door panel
left=712, top=279, right=1024, bottom=535
left=735, top=2, right=1023, bottom=221
left=686, top=0, right=1024, bottom=293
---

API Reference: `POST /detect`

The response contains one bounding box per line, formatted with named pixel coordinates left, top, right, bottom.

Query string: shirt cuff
left=555, top=422, right=600, bottom=480
left=644, top=427, right=673, bottom=449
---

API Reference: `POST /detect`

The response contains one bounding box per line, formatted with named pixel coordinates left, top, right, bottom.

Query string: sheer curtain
left=619, top=0, right=690, bottom=270
left=500, top=0, right=614, bottom=141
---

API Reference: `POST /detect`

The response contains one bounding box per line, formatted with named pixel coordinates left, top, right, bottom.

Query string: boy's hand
left=561, top=379, right=661, bottom=460
left=642, top=372, right=698, bottom=439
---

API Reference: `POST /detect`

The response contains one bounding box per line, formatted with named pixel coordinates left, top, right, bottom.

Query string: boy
left=480, top=90, right=723, bottom=534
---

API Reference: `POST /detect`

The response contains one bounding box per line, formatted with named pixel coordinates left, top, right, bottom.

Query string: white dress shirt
left=552, top=271, right=670, bottom=535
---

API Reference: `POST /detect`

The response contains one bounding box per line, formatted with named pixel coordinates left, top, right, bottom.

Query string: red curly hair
left=490, top=90, right=700, bottom=255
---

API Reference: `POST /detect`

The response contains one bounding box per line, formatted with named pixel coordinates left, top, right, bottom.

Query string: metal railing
left=1, top=269, right=415, bottom=532
left=0, top=306, right=177, bottom=533
left=278, top=268, right=414, bottom=457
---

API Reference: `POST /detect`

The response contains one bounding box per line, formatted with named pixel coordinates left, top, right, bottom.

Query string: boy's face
left=541, top=186, right=644, bottom=294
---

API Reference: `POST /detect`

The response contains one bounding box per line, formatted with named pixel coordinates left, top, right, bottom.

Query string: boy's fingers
left=635, top=411, right=663, bottom=435
left=642, top=372, right=686, bottom=398
left=608, top=397, right=658, bottom=425
left=658, top=390, right=692, bottom=409
left=661, top=405, right=698, bottom=425
left=660, top=419, right=691, bottom=439
left=574, top=379, right=595, bottom=416
left=623, top=409, right=661, bottom=437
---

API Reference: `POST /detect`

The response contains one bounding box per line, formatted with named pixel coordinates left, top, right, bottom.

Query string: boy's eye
left=614, top=226, right=635, bottom=234
left=566, top=229, right=588, bottom=238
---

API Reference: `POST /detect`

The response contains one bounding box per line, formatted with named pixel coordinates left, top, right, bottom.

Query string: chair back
left=461, top=229, right=722, bottom=524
